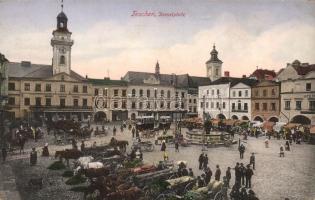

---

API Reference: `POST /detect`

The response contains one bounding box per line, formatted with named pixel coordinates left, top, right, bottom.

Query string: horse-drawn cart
left=132, top=141, right=155, bottom=152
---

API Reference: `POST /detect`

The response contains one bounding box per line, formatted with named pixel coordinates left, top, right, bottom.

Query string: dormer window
left=59, top=55, right=65, bottom=64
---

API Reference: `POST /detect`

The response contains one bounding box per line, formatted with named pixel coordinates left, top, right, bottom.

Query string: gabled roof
left=293, top=65, right=315, bottom=75
left=231, top=78, right=258, bottom=87
left=7, top=62, right=85, bottom=80
left=123, top=71, right=210, bottom=88
left=209, top=77, right=241, bottom=85
left=250, top=69, right=276, bottom=80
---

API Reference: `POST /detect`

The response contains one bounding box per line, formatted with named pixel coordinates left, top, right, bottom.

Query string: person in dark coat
left=197, top=176, right=205, bottom=188
left=205, top=167, right=212, bottom=184
left=30, top=148, right=37, bottom=166
left=188, top=168, right=194, bottom=177
left=215, top=165, right=221, bottom=181
left=245, top=164, right=254, bottom=188
left=113, top=126, right=117, bottom=136
left=175, top=141, right=179, bottom=152
left=234, top=162, right=241, bottom=187
left=2, top=147, right=7, bottom=162
left=198, top=153, right=204, bottom=170
left=239, top=144, right=245, bottom=159
left=161, top=141, right=166, bottom=151
left=240, top=163, right=246, bottom=186
left=132, top=127, right=136, bottom=138
left=42, top=143, right=50, bottom=157
left=80, top=141, right=85, bottom=152
left=71, top=139, right=78, bottom=150
left=239, top=187, right=248, bottom=200
left=248, top=190, right=259, bottom=200
left=203, top=154, right=208, bottom=170
left=226, top=167, right=231, bottom=188
left=250, top=152, right=255, bottom=170
left=230, top=184, right=240, bottom=200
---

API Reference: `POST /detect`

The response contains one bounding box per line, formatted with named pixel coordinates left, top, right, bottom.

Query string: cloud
left=1, top=12, right=315, bottom=79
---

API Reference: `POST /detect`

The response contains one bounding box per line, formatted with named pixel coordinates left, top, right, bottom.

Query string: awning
left=263, top=121, right=275, bottom=131
left=284, top=123, right=301, bottom=129
left=310, top=126, right=315, bottom=134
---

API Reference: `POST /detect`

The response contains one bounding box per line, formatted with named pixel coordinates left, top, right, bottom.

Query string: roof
left=87, top=78, right=128, bottom=86
left=57, top=11, right=68, bottom=19
left=209, top=77, right=241, bottom=85
left=250, top=69, right=276, bottom=80
left=230, top=78, right=258, bottom=87
left=7, top=62, right=85, bottom=80
left=293, top=64, right=315, bottom=76
left=123, top=71, right=210, bottom=88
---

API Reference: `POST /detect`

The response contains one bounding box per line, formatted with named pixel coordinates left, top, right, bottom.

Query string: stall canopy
left=263, top=121, right=275, bottom=131
left=310, top=126, right=315, bottom=135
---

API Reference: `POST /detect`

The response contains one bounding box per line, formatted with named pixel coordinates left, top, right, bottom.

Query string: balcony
left=232, top=109, right=248, bottom=113
left=30, top=105, right=92, bottom=112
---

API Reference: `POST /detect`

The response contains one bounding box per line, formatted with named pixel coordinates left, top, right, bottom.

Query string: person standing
left=234, top=162, right=241, bottom=186
left=250, top=153, right=255, bottom=170
left=2, top=147, right=7, bottom=163
left=132, top=127, right=135, bottom=138
left=245, top=164, right=254, bottom=188
left=80, top=141, right=85, bottom=152
left=188, top=168, right=194, bottom=177
left=203, top=154, right=209, bottom=170
left=161, top=140, right=166, bottom=152
left=175, top=140, right=179, bottom=152
left=240, top=163, right=246, bottom=186
left=30, top=148, right=37, bottom=166
left=239, top=144, right=245, bottom=159
left=226, top=167, right=231, bottom=188
left=280, top=145, right=285, bottom=157
left=198, top=153, right=204, bottom=170
left=215, top=165, right=221, bottom=181
left=113, top=126, right=117, bottom=136
left=42, top=143, right=50, bottom=157
left=205, top=167, right=212, bottom=184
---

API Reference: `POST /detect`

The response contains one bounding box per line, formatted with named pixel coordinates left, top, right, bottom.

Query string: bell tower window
left=59, top=55, right=65, bottom=65
left=215, top=68, right=219, bottom=76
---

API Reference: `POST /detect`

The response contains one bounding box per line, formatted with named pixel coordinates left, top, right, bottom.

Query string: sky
left=0, top=0, right=315, bottom=79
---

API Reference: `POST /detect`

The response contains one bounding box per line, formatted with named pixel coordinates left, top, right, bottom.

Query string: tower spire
left=61, top=0, right=64, bottom=12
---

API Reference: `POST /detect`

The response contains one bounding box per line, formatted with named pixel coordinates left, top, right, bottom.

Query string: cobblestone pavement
left=0, top=123, right=315, bottom=200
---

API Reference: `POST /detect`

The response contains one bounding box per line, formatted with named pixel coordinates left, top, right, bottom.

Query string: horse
left=83, top=167, right=110, bottom=179
left=55, top=149, right=83, bottom=166
left=109, top=137, right=129, bottom=152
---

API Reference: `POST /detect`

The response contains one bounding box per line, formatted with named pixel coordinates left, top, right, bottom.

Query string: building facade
left=251, top=80, right=280, bottom=122
left=277, top=60, right=315, bottom=125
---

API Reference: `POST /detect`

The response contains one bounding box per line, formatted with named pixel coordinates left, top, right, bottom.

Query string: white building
left=277, top=60, right=315, bottom=125
left=230, top=80, right=257, bottom=121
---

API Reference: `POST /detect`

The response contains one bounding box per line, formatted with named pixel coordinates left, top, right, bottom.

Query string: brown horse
left=55, top=149, right=82, bottom=166
left=109, top=137, right=129, bottom=152
left=83, top=167, right=110, bottom=179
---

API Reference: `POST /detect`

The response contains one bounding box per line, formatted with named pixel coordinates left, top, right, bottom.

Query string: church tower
left=206, top=44, right=223, bottom=81
left=51, top=1, right=73, bottom=75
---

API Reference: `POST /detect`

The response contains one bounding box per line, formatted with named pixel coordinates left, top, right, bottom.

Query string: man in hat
left=240, top=163, right=246, bottom=186
left=30, top=148, right=37, bottom=166
left=245, top=164, right=254, bottom=188
left=215, top=165, right=221, bottom=181
left=226, top=167, right=231, bottom=188
left=198, top=153, right=204, bottom=170
left=250, top=153, right=255, bottom=170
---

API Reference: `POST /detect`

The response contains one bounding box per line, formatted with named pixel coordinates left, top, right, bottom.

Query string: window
left=181, top=102, right=184, bottom=109
left=114, top=89, right=118, bottom=96
left=60, top=85, right=65, bottom=92
left=24, top=98, right=30, bottom=106
left=207, top=90, right=209, bottom=95
left=154, top=102, right=158, bottom=109
left=46, top=84, right=51, bottom=92
left=232, top=103, right=235, bottom=110
left=217, top=89, right=220, bottom=95
left=193, top=99, right=196, bottom=104
left=8, top=97, right=15, bottom=105
left=263, top=103, right=267, bottom=111
left=255, top=103, right=259, bottom=110
left=82, top=85, right=87, bottom=93
left=309, top=101, right=315, bottom=110
left=216, top=102, right=220, bottom=109
left=114, top=101, right=118, bottom=108
left=238, top=91, right=242, bottom=97
left=132, top=89, right=136, bottom=97
left=211, top=90, right=214, bottom=96
left=244, top=103, right=248, bottom=110
left=167, top=102, right=171, bottom=109
left=245, top=90, right=248, bottom=97
left=94, top=88, right=99, bottom=96
left=189, top=99, right=192, bottom=103
left=200, top=102, right=204, bottom=108
left=238, top=103, right=241, bottom=110
left=139, top=89, right=143, bottom=97
left=215, top=68, right=219, bottom=76
left=73, top=99, right=79, bottom=107
left=223, top=102, right=226, bottom=109
left=24, top=83, right=30, bottom=91
left=285, top=101, right=290, bottom=110
left=271, top=103, right=276, bottom=111
left=206, top=102, right=209, bottom=108
left=122, top=90, right=126, bottom=97
left=59, top=55, right=65, bottom=64
left=189, top=106, right=192, bottom=112
left=103, top=88, right=108, bottom=96
left=8, top=83, right=15, bottom=91
left=167, top=90, right=171, bottom=98
left=139, top=102, right=143, bottom=109
left=122, top=100, right=126, bottom=109
left=82, top=99, right=87, bottom=107
left=61, top=75, right=64, bottom=81
left=60, top=98, right=65, bottom=107
left=296, top=101, right=302, bottom=110
left=73, top=85, right=78, bottom=93
left=271, top=89, right=275, bottom=95
left=181, top=92, right=185, bottom=98
left=263, top=90, right=267, bottom=96
left=193, top=107, right=197, bottom=113
left=35, top=97, right=41, bottom=106
left=147, top=90, right=151, bottom=97
left=35, top=84, right=41, bottom=92
left=132, top=102, right=136, bottom=109
left=154, top=89, right=157, bottom=98
left=146, top=102, right=151, bottom=109
left=306, top=83, right=311, bottom=91
left=255, top=90, right=259, bottom=97
left=233, top=91, right=236, bottom=97
left=175, top=92, right=179, bottom=98
left=46, top=98, right=51, bottom=106
left=160, top=101, right=164, bottom=108
left=211, top=102, right=214, bottom=108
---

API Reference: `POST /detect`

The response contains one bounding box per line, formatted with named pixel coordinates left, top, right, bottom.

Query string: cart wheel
left=214, top=191, right=223, bottom=200
left=184, top=181, right=195, bottom=193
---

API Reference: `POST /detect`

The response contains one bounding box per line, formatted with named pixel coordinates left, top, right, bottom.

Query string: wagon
left=132, top=141, right=155, bottom=152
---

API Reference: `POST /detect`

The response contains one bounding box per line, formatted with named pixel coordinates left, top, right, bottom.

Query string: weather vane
left=61, top=0, right=63, bottom=11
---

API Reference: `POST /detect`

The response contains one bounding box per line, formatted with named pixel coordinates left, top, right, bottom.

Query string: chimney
left=242, top=75, right=246, bottom=78
left=85, top=75, right=88, bottom=79
left=224, top=71, right=230, bottom=77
